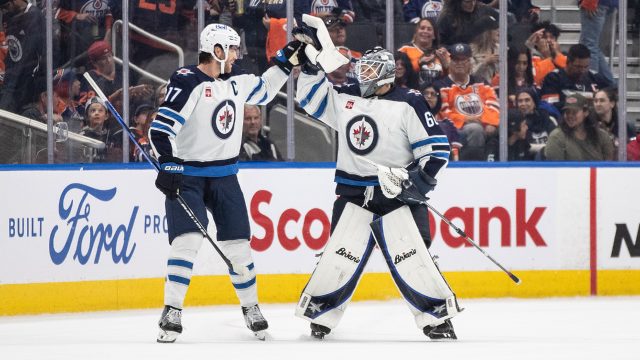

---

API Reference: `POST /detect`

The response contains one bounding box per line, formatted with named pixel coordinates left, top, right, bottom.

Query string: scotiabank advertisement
left=0, top=165, right=637, bottom=285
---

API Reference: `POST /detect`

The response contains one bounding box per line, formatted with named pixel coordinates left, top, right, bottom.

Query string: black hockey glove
left=292, top=23, right=321, bottom=50
left=272, top=40, right=305, bottom=75
left=396, top=167, right=437, bottom=206
left=155, top=156, right=184, bottom=200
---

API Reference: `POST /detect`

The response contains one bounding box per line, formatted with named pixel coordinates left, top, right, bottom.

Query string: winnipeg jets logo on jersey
left=211, top=100, right=236, bottom=139
left=176, top=68, right=194, bottom=76
left=454, top=93, right=484, bottom=116
left=346, top=115, right=378, bottom=155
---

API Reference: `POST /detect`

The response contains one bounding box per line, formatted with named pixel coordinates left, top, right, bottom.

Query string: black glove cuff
left=158, top=155, right=183, bottom=165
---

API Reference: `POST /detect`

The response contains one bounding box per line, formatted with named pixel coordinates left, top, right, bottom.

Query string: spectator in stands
left=327, top=47, right=357, bottom=87
left=627, top=130, right=640, bottom=161
left=402, top=0, right=444, bottom=23
left=492, top=47, right=534, bottom=106
left=0, top=0, right=45, bottom=113
left=398, top=17, right=448, bottom=80
left=109, top=0, right=198, bottom=66
left=544, top=93, right=614, bottom=161
left=323, top=15, right=362, bottom=58
left=508, top=0, right=540, bottom=23
left=437, top=0, right=499, bottom=46
left=526, top=22, right=567, bottom=84
left=592, top=87, right=635, bottom=152
left=129, top=103, right=154, bottom=162
left=310, top=1, right=355, bottom=21
left=434, top=43, right=499, bottom=161
left=394, top=51, right=419, bottom=90
left=81, top=96, right=123, bottom=162
left=540, top=44, right=611, bottom=112
left=234, top=1, right=310, bottom=74
left=421, top=83, right=462, bottom=160
left=154, top=83, right=168, bottom=109
left=80, top=40, right=152, bottom=116
left=516, top=88, right=557, bottom=156
left=53, top=68, right=85, bottom=133
left=470, top=15, right=499, bottom=85
left=55, top=0, right=113, bottom=66
left=240, top=105, right=283, bottom=161
left=579, top=0, right=617, bottom=84
left=20, top=79, right=63, bottom=124
left=508, top=110, right=534, bottom=161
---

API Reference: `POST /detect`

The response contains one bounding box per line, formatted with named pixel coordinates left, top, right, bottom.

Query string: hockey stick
left=83, top=73, right=240, bottom=274
left=355, top=155, right=521, bottom=284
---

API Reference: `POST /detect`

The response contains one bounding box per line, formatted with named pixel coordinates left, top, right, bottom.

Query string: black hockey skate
left=423, top=319, right=457, bottom=340
left=242, top=304, right=269, bottom=340
left=310, top=323, right=331, bottom=340
left=157, top=305, right=183, bottom=343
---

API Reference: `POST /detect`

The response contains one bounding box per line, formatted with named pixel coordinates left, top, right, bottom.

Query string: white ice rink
left=0, top=297, right=638, bottom=360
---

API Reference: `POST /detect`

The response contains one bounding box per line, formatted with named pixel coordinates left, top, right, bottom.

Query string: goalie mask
left=199, top=24, right=241, bottom=74
left=355, top=47, right=396, bottom=98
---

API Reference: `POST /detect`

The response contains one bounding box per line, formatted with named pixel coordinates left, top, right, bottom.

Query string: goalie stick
left=355, top=155, right=521, bottom=285
left=82, top=72, right=244, bottom=275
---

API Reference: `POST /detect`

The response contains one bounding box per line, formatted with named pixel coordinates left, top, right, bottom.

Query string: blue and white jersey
left=296, top=71, right=450, bottom=188
left=149, top=65, right=288, bottom=177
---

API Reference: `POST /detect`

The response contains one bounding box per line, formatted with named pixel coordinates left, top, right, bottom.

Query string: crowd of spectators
left=0, top=0, right=637, bottom=163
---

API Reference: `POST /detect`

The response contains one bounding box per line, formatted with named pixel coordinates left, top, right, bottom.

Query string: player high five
left=149, top=23, right=305, bottom=343
left=292, top=15, right=462, bottom=340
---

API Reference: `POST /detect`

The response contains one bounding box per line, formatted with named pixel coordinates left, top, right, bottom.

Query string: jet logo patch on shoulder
left=212, top=100, right=236, bottom=139
left=346, top=115, right=378, bottom=155
left=176, top=68, right=194, bottom=76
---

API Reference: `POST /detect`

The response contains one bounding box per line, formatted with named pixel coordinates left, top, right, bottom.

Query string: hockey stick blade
left=82, top=73, right=248, bottom=276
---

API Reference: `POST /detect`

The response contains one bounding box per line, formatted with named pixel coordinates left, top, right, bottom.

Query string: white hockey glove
left=294, top=14, right=349, bottom=73
left=378, top=166, right=437, bottom=205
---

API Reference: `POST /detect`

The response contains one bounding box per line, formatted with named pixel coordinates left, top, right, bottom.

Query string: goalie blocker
left=296, top=202, right=460, bottom=335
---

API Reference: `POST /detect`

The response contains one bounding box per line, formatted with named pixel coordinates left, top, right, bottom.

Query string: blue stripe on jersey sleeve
left=158, top=108, right=185, bottom=125
left=151, top=122, right=176, bottom=136
left=312, top=94, right=329, bottom=118
left=335, top=176, right=380, bottom=186
left=411, top=136, right=449, bottom=149
left=430, top=151, right=451, bottom=159
left=256, top=91, right=268, bottom=105
left=300, top=77, right=326, bottom=108
left=246, top=78, right=264, bottom=102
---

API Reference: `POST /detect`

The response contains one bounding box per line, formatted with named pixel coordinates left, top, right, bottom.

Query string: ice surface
left=0, top=297, right=638, bottom=360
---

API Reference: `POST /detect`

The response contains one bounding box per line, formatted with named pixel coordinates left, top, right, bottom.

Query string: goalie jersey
left=296, top=71, right=450, bottom=195
left=149, top=65, right=288, bottom=176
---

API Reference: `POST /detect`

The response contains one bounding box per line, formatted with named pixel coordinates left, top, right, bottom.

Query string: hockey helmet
left=199, top=24, right=241, bottom=73
left=355, top=47, right=396, bottom=98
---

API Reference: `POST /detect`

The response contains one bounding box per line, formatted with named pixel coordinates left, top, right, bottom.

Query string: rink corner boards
left=1, top=270, right=640, bottom=316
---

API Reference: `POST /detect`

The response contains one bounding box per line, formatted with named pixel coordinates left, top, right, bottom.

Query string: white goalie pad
left=295, top=203, right=375, bottom=329
left=370, top=206, right=460, bottom=329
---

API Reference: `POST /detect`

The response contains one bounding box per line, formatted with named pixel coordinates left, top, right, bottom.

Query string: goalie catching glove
left=378, top=165, right=437, bottom=205
left=155, top=156, right=184, bottom=200
left=292, top=14, right=349, bottom=74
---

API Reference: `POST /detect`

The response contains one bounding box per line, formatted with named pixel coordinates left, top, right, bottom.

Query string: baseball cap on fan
left=88, top=40, right=112, bottom=62
left=449, top=43, right=472, bottom=60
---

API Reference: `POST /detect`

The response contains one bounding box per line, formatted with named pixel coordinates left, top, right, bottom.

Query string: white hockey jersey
left=296, top=72, right=450, bottom=191
left=149, top=65, right=288, bottom=177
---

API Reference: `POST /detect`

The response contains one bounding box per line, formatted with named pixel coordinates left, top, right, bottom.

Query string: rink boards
left=0, top=163, right=639, bottom=315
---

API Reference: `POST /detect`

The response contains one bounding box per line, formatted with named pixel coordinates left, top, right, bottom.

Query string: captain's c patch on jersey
left=346, top=116, right=378, bottom=155
left=212, top=100, right=236, bottom=139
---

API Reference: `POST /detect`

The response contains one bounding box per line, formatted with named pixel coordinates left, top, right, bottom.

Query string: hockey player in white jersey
left=293, top=16, right=461, bottom=340
left=149, top=23, right=305, bottom=343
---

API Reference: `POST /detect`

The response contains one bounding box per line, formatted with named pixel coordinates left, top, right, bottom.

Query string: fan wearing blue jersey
left=149, top=23, right=304, bottom=343
left=293, top=21, right=461, bottom=340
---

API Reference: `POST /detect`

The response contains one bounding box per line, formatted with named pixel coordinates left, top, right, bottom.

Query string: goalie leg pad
left=164, top=232, right=203, bottom=309
left=295, top=202, right=375, bottom=330
left=218, top=239, right=258, bottom=307
left=370, top=206, right=460, bottom=329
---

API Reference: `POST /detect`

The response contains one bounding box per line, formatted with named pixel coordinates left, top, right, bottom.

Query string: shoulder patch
left=176, top=68, right=195, bottom=76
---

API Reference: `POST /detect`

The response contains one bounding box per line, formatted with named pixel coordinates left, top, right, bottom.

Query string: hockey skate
left=310, top=323, right=331, bottom=340
left=157, top=305, right=183, bottom=343
left=423, top=319, right=457, bottom=340
left=242, top=304, right=269, bottom=340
